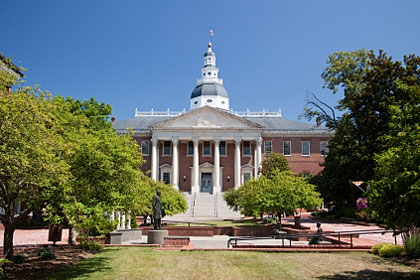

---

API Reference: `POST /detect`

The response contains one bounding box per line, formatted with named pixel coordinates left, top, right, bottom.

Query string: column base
left=147, top=229, right=169, bottom=244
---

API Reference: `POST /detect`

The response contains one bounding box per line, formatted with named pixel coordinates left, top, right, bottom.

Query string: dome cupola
left=190, top=42, right=229, bottom=110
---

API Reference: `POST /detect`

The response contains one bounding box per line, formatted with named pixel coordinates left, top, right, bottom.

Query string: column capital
left=234, top=138, right=242, bottom=145
left=193, top=138, right=200, bottom=145
left=213, top=138, right=221, bottom=145
left=172, top=137, right=179, bottom=146
left=151, top=138, right=159, bottom=145
left=255, top=137, right=262, bottom=145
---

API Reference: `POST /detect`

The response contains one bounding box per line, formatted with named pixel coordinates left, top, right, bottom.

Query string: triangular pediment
left=150, top=106, right=264, bottom=130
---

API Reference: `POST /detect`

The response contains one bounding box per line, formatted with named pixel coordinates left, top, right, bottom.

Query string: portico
left=150, top=134, right=263, bottom=194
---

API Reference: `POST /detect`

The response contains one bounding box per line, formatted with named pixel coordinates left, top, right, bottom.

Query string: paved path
left=0, top=228, right=70, bottom=247
left=0, top=216, right=402, bottom=249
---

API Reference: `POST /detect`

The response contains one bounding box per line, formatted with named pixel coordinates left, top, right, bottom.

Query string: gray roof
left=113, top=116, right=173, bottom=132
left=242, top=117, right=329, bottom=132
left=191, top=83, right=229, bottom=98
left=113, top=113, right=330, bottom=134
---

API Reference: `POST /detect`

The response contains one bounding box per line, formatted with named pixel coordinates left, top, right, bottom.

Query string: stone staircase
left=169, top=192, right=242, bottom=220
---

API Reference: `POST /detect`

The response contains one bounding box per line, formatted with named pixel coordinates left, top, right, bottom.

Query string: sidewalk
left=0, top=217, right=402, bottom=250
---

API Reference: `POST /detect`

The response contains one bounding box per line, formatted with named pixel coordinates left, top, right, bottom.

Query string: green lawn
left=46, top=247, right=420, bottom=280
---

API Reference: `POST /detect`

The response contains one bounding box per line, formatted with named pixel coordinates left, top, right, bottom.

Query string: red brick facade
left=133, top=135, right=328, bottom=193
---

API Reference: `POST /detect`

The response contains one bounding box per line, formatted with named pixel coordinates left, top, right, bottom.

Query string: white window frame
left=264, top=141, right=272, bottom=153
left=163, top=141, right=171, bottom=156
left=202, top=141, right=212, bottom=156
left=160, top=164, right=172, bottom=184
left=242, top=141, right=251, bottom=156
left=283, top=141, right=291, bottom=156
left=320, top=141, right=329, bottom=157
left=141, top=140, right=149, bottom=156
left=301, top=141, right=310, bottom=156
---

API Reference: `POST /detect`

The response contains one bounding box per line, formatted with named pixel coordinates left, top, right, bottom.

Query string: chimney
left=111, top=116, right=116, bottom=123
left=316, top=117, right=321, bottom=127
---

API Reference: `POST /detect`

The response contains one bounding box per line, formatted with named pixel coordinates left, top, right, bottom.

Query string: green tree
left=304, top=50, right=420, bottom=207
left=0, top=86, right=68, bottom=260
left=259, top=152, right=290, bottom=178
left=368, top=82, right=420, bottom=238
left=229, top=171, right=321, bottom=220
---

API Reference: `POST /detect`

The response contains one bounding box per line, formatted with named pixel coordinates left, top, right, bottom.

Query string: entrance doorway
left=201, top=173, right=212, bottom=193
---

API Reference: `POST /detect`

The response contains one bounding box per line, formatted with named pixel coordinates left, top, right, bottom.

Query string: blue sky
left=2, top=0, right=420, bottom=123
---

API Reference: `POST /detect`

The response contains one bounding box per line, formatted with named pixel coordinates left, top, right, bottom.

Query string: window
left=302, top=141, right=310, bottom=156
left=163, top=141, right=171, bottom=155
left=194, top=101, right=198, bottom=104
left=207, top=99, right=213, bottom=103
left=320, top=141, right=329, bottom=156
left=203, top=141, right=211, bottom=155
left=220, top=141, right=226, bottom=155
left=187, top=141, right=194, bottom=155
left=243, top=172, right=251, bottom=183
left=162, top=172, right=171, bottom=184
left=242, top=141, right=251, bottom=155
left=141, top=140, right=149, bottom=156
left=264, top=141, right=272, bottom=153
left=283, top=141, right=291, bottom=156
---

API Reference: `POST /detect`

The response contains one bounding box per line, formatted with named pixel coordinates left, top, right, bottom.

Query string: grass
left=46, top=247, right=420, bottom=280
left=166, top=219, right=265, bottom=227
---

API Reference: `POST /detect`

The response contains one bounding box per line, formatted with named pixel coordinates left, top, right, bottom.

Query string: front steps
left=169, top=192, right=243, bottom=220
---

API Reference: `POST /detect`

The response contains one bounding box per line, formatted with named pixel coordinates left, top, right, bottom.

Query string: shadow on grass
left=318, top=269, right=420, bottom=280
left=45, top=248, right=122, bottom=280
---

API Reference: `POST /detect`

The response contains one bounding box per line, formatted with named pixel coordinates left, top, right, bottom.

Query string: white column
left=256, top=138, right=262, bottom=178
left=213, top=138, right=220, bottom=193
left=151, top=139, right=158, bottom=180
left=126, top=213, right=131, bottom=230
left=254, top=142, right=258, bottom=178
left=116, top=211, right=121, bottom=230
left=121, top=213, right=126, bottom=230
left=234, top=138, right=241, bottom=189
left=172, top=138, right=179, bottom=190
left=192, top=138, right=200, bottom=193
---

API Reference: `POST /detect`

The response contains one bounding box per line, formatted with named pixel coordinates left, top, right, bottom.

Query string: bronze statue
left=309, top=222, right=324, bottom=244
left=152, top=190, right=163, bottom=229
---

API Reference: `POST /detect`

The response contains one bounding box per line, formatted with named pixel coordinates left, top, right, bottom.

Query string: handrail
left=162, top=219, right=217, bottom=227
left=227, top=229, right=397, bottom=248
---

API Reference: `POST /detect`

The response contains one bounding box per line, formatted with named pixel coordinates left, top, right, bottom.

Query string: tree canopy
left=304, top=50, right=420, bottom=207
left=367, top=82, right=420, bottom=235
left=0, top=68, right=186, bottom=259
left=225, top=171, right=321, bottom=218
left=259, top=152, right=290, bottom=178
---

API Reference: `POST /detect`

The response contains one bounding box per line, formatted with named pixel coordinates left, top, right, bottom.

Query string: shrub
left=378, top=244, right=404, bottom=258
left=79, top=239, right=104, bottom=252
left=405, top=235, right=420, bottom=258
left=37, top=247, right=56, bottom=260
left=0, top=258, right=13, bottom=278
left=371, top=243, right=388, bottom=255
left=262, top=216, right=278, bottom=224
left=13, top=253, right=28, bottom=264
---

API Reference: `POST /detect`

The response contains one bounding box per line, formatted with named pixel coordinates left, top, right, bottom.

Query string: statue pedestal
left=147, top=229, right=169, bottom=244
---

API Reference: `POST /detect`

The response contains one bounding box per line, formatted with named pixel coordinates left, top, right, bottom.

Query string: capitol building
left=113, top=43, right=330, bottom=217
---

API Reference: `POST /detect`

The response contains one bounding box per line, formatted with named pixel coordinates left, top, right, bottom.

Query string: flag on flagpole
left=209, top=28, right=214, bottom=36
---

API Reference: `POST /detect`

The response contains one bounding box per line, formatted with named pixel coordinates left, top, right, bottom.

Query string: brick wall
left=135, top=136, right=329, bottom=192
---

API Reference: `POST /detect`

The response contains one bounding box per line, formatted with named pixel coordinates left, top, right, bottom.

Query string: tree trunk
left=68, top=226, right=77, bottom=246
left=3, top=223, right=15, bottom=261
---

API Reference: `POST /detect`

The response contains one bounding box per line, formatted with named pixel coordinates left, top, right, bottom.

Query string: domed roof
left=191, top=83, right=228, bottom=98
left=204, top=42, right=215, bottom=57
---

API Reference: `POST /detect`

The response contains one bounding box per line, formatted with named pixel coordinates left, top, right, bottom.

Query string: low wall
left=76, top=236, right=109, bottom=244
left=109, top=228, right=143, bottom=244
left=143, top=226, right=214, bottom=236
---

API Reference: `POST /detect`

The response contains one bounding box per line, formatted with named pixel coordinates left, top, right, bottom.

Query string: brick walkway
left=0, top=229, right=69, bottom=247
left=0, top=217, right=402, bottom=250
